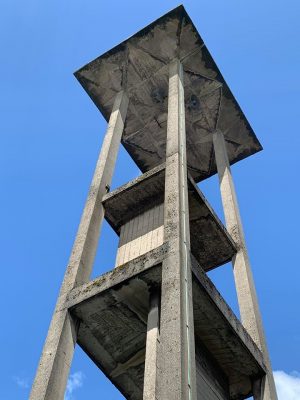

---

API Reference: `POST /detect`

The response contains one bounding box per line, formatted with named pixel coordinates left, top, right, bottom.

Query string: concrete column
left=30, top=91, right=129, bottom=400
left=158, top=59, right=197, bottom=400
left=212, top=130, right=278, bottom=400
left=253, top=378, right=264, bottom=400
left=143, top=290, right=160, bottom=400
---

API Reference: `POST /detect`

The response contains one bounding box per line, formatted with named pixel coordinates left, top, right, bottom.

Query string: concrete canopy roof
left=102, top=164, right=236, bottom=271
left=75, top=5, right=262, bottom=182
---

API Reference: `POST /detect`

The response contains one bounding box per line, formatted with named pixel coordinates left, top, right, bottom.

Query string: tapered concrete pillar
left=158, top=59, right=197, bottom=400
left=212, top=130, right=278, bottom=400
left=253, top=378, right=264, bottom=400
left=30, top=91, right=129, bottom=400
left=143, top=290, right=160, bottom=400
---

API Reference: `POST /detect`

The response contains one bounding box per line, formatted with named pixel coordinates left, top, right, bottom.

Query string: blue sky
left=1, top=0, right=300, bottom=399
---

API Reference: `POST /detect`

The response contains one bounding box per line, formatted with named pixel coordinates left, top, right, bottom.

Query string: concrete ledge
left=66, top=243, right=168, bottom=310
left=191, top=255, right=266, bottom=399
left=103, top=163, right=165, bottom=233
left=68, top=249, right=265, bottom=400
left=69, top=265, right=163, bottom=400
left=188, top=175, right=236, bottom=270
left=103, top=165, right=236, bottom=271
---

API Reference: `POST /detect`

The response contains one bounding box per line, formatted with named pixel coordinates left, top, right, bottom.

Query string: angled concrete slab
left=191, top=255, right=266, bottom=399
left=74, top=5, right=262, bottom=182
left=67, top=250, right=265, bottom=400
left=103, top=164, right=236, bottom=271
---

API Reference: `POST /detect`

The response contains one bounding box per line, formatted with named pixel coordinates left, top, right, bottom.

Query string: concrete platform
left=74, top=5, right=262, bottom=182
left=67, top=247, right=266, bottom=400
left=103, top=164, right=236, bottom=271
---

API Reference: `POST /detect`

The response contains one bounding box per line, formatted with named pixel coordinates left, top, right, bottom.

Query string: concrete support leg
left=158, top=59, right=197, bottom=400
left=253, top=377, right=264, bottom=400
left=30, top=91, right=129, bottom=400
left=143, top=290, right=160, bottom=400
left=212, top=130, right=278, bottom=400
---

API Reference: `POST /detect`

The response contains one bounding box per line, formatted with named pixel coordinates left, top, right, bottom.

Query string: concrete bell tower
left=30, top=6, right=278, bottom=400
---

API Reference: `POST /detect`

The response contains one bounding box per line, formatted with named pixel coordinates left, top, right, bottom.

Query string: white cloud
left=64, top=371, right=84, bottom=400
left=13, top=376, right=29, bottom=389
left=274, top=370, right=300, bottom=400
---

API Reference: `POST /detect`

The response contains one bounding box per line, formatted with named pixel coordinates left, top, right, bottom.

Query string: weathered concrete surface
left=143, top=290, right=160, bottom=400
left=31, top=5, right=274, bottom=400
left=115, top=204, right=164, bottom=267
left=103, top=164, right=236, bottom=271
left=103, top=163, right=166, bottom=231
left=195, top=344, right=229, bottom=400
left=158, top=59, right=197, bottom=400
left=65, top=250, right=265, bottom=400
left=191, top=255, right=266, bottom=399
left=75, top=5, right=262, bottom=182
left=71, top=268, right=162, bottom=400
left=66, top=243, right=168, bottom=310
left=212, top=130, right=277, bottom=400
left=188, top=175, right=236, bottom=270
left=29, top=309, right=77, bottom=400
left=30, top=91, right=128, bottom=400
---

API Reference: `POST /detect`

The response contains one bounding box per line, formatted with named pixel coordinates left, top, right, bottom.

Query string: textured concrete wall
left=195, top=345, right=229, bottom=400
left=115, top=204, right=164, bottom=267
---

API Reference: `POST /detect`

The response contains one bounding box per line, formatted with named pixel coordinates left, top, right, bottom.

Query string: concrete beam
left=253, top=378, right=264, bottom=400
left=66, top=243, right=168, bottom=310
left=212, top=130, right=278, bottom=400
left=30, top=91, right=128, bottom=400
left=158, top=59, right=197, bottom=400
